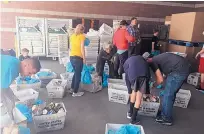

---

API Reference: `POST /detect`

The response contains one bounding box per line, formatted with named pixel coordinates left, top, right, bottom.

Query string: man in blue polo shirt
left=1, top=54, right=41, bottom=122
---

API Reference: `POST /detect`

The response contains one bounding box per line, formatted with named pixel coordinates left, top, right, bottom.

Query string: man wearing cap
left=147, top=52, right=191, bottom=126
left=113, top=20, right=135, bottom=78
left=127, top=17, right=141, bottom=57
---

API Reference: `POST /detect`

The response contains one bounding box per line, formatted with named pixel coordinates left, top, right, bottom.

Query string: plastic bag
left=84, top=38, right=90, bottom=46
left=18, top=126, right=30, bottom=134
left=66, top=62, right=74, bottom=72
left=81, top=65, right=92, bottom=84
left=108, top=125, right=141, bottom=134
left=16, top=104, right=32, bottom=123
left=16, top=76, right=40, bottom=84
left=36, top=71, right=53, bottom=77
left=102, top=73, right=109, bottom=88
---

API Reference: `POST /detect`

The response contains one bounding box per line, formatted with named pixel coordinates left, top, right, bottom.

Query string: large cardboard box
left=165, top=16, right=171, bottom=25
left=167, top=44, right=202, bottom=72
left=169, top=12, right=204, bottom=42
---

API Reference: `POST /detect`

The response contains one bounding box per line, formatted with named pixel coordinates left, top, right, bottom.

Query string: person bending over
left=96, top=42, right=117, bottom=80
left=1, top=54, right=41, bottom=124
left=148, top=53, right=191, bottom=126
left=124, top=55, right=150, bottom=124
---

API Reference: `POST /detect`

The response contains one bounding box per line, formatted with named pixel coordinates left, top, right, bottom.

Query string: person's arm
left=125, top=30, right=135, bottom=42
left=113, top=33, right=116, bottom=45
left=151, top=37, right=156, bottom=52
left=96, top=49, right=103, bottom=73
left=152, top=42, right=155, bottom=52
left=80, top=35, right=86, bottom=63
left=149, top=61, right=164, bottom=85
left=125, top=73, right=132, bottom=93
left=196, top=48, right=204, bottom=59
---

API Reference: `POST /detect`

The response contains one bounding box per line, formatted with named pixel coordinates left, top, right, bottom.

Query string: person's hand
left=195, top=53, right=200, bottom=59
left=156, top=76, right=163, bottom=85
left=83, top=59, right=86, bottom=64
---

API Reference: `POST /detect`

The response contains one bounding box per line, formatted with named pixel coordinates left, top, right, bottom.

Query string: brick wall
left=0, top=1, right=198, bottom=49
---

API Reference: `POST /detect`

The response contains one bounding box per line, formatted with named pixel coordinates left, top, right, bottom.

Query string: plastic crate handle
left=48, top=92, right=55, bottom=97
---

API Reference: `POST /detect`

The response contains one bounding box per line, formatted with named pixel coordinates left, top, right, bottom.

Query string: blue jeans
left=70, top=56, right=83, bottom=93
left=161, top=71, right=189, bottom=122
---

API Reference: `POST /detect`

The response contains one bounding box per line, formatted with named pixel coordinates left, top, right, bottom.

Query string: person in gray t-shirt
left=147, top=53, right=190, bottom=126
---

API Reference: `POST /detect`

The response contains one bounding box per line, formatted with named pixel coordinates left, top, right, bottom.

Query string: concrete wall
left=0, top=1, right=200, bottom=49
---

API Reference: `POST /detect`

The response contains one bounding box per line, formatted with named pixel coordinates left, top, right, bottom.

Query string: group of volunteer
left=1, top=16, right=204, bottom=133
left=94, top=17, right=201, bottom=126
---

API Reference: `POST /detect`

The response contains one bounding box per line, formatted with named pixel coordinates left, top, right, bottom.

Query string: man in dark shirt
left=151, top=29, right=160, bottom=56
left=124, top=55, right=150, bottom=124
left=96, top=42, right=117, bottom=79
left=148, top=53, right=191, bottom=126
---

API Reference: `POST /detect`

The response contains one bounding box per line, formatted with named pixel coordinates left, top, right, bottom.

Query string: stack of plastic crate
left=85, top=29, right=100, bottom=64
left=99, top=23, right=113, bottom=49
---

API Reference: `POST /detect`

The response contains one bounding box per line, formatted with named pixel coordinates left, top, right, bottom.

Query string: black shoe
left=156, top=110, right=161, bottom=117
left=155, top=116, right=163, bottom=122
left=131, top=118, right=140, bottom=125
left=127, top=112, right=132, bottom=119
left=155, top=117, right=172, bottom=126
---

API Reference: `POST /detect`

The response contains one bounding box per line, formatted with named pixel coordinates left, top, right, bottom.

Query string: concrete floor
left=29, top=59, right=204, bottom=134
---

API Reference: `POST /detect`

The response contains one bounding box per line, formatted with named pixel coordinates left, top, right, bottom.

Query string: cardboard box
left=165, top=16, right=171, bottom=25
left=169, top=12, right=204, bottom=42
left=167, top=44, right=201, bottom=72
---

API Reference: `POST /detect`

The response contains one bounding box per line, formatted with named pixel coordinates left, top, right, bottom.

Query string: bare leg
left=134, top=91, right=143, bottom=108
left=200, top=73, right=204, bottom=89
left=127, top=91, right=136, bottom=119
left=130, top=90, right=143, bottom=124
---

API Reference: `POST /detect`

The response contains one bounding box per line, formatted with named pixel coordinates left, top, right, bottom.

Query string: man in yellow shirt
left=69, top=24, right=86, bottom=97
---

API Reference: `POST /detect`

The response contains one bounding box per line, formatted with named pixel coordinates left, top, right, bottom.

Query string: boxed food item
left=105, top=124, right=145, bottom=134
left=174, top=89, right=191, bottom=108
left=32, top=102, right=66, bottom=133
left=187, top=72, right=201, bottom=87
left=138, top=95, right=160, bottom=117
left=108, top=83, right=129, bottom=104
left=169, top=12, right=204, bottom=42
left=46, top=79, right=67, bottom=98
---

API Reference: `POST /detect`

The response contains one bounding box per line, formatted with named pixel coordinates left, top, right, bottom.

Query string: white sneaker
left=72, top=92, right=84, bottom=97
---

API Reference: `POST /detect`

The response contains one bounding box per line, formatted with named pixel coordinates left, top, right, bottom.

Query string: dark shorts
left=130, top=76, right=150, bottom=94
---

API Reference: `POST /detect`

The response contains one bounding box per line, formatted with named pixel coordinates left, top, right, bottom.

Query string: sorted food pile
left=143, top=94, right=160, bottom=103
left=32, top=102, right=65, bottom=116
left=16, top=76, right=40, bottom=84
